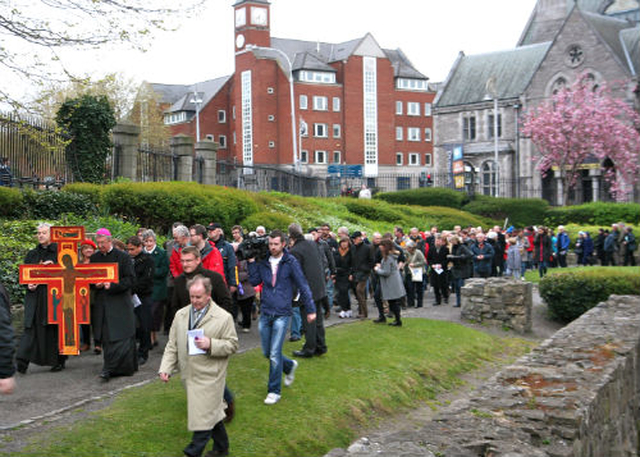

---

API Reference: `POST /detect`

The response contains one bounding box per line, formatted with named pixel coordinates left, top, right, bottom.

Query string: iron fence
left=0, top=111, right=69, bottom=188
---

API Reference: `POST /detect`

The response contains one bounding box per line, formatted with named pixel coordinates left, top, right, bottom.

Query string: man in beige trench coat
left=159, top=275, right=238, bottom=457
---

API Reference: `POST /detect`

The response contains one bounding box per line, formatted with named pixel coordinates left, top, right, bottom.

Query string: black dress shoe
left=138, top=356, right=148, bottom=366
left=372, top=317, right=386, bottom=324
left=289, top=336, right=300, bottom=342
left=50, top=363, right=65, bottom=372
left=389, top=321, right=403, bottom=327
left=292, top=350, right=314, bottom=358
left=99, top=371, right=111, bottom=382
left=17, top=360, right=28, bottom=374
left=314, top=348, right=327, bottom=356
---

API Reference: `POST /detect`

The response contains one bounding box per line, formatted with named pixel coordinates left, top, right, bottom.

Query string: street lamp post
left=485, top=77, right=499, bottom=197
left=190, top=90, right=203, bottom=142
left=246, top=44, right=298, bottom=172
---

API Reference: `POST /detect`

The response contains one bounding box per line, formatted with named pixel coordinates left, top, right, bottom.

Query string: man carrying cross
left=91, top=228, right=138, bottom=382
left=16, top=223, right=67, bottom=374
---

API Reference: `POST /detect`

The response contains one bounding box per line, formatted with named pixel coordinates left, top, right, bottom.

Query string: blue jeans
left=289, top=307, right=301, bottom=339
left=452, top=277, right=464, bottom=307
left=538, top=260, right=548, bottom=278
left=259, top=314, right=294, bottom=395
left=326, top=276, right=334, bottom=308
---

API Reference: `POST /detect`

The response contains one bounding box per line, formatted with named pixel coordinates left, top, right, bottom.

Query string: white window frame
left=315, top=150, right=327, bottom=164
left=218, top=110, right=226, bottom=123
left=396, top=78, right=429, bottom=91
left=363, top=56, right=378, bottom=176
left=395, top=101, right=403, bottom=115
left=313, top=96, right=328, bottom=111
left=313, top=123, right=328, bottom=138
left=332, top=151, right=341, bottom=164
left=407, top=102, right=420, bottom=116
left=408, top=152, right=420, bottom=166
left=241, top=70, right=253, bottom=167
left=424, top=128, right=432, bottom=142
left=333, top=124, right=341, bottom=138
left=206, top=134, right=214, bottom=141
left=332, top=97, right=341, bottom=112
left=300, top=150, right=309, bottom=163
left=269, top=141, right=275, bottom=148
left=395, top=126, right=403, bottom=141
left=299, top=95, right=308, bottom=110
left=396, top=152, right=403, bottom=166
left=268, top=114, right=275, bottom=122
left=424, top=153, right=432, bottom=166
left=218, top=135, right=227, bottom=149
left=298, top=71, right=336, bottom=84
left=407, top=127, right=420, bottom=142
left=424, top=103, right=432, bottom=116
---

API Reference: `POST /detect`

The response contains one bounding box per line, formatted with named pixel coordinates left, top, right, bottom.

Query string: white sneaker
left=346, top=310, right=352, bottom=318
left=242, top=328, right=250, bottom=333
left=264, top=392, right=281, bottom=405
left=339, top=311, right=345, bottom=319
left=284, top=360, right=298, bottom=387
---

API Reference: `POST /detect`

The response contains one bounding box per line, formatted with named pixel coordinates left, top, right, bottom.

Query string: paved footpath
left=0, top=285, right=561, bottom=455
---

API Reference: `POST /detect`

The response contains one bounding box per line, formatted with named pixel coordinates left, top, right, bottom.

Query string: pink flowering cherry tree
left=522, top=74, right=640, bottom=205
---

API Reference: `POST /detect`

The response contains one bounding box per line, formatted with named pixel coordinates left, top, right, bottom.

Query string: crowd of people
left=0, top=218, right=636, bottom=457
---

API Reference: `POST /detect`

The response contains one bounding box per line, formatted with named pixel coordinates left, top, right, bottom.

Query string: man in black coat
left=350, top=231, right=375, bottom=318
left=288, top=224, right=328, bottom=357
left=91, top=228, right=138, bottom=382
left=0, top=282, right=16, bottom=394
left=427, top=235, right=450, bottom=305
left=126, top=236, right=155, bottom=366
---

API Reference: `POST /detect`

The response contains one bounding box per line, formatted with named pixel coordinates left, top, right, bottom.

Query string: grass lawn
left=524, top=265, right=639, bottom=283
left=19, top=319, right=531, bottom=457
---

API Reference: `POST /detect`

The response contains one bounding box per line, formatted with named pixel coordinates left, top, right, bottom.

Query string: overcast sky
left=9, top=0, right=539, bottom=101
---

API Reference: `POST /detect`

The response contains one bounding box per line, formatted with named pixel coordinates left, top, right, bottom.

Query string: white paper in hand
left=188, top=329, right=206, bottom=355
left=132, top=294, right=142, bottom=308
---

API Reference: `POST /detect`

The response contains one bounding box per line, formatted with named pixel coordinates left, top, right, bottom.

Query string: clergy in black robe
left=91, top=229, right=138, bottom=381
left=16, top=223, right=67, bottom=373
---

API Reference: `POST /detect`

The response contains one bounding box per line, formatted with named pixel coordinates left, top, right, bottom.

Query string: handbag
left=410, top=267, right=423, bottom=282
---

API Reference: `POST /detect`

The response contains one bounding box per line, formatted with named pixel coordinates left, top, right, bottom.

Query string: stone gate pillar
left=112, top=123, right=140, bottom=181
left=195, top=140, right=218, bottom=186
left=171, top=134, right=193, bottom=182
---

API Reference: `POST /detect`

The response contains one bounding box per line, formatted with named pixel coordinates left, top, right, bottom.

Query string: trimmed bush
left=544, top=202, right=640, bottom=227
left=0, top=219, right=41, bottom=305
left=22, top=189, right=97, bottom=219
left=62, top=183, right=103, bottom=207
left=407, top=206, right=496, bottom=230
left=375, top=187, right=468, bottom=209
left=101, top=182, right=259, bottom=231
left=241, top=211, right=294, bottom=232
left=0, top=187, right=24, bottom=218
left=343, top=199, right=404, bottom=223
left=462, top=195, right=549, bottom=228
left=539, top=267, right=640, bottom=323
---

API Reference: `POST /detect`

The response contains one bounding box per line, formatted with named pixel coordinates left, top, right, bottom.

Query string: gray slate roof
left=582, top=10, right=637, bottom=74
left=150, top=75, right=231, bottom=113
left=436, top=42, right=551, bottom=107
left=620, top=26, right=640, bottom=74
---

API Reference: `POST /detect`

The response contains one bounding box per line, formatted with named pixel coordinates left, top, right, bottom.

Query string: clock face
left=251, top=6, right=267, bottom=26
left=235, top=7, right=246, bottom=28
left=236, top=34, right=245, bottom=50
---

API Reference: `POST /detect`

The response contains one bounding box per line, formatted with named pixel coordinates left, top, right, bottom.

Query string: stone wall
left=416, top=295, right=640, bottom=457
left=461, top=278, right=532, bottom=333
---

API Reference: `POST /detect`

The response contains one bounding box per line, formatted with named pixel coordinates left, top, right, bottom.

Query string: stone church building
left=433, top=0, right=639, bottom=204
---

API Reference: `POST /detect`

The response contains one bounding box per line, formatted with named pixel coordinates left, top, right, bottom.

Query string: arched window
left=551, top=77, right=567, bottom=95
left=482, top=160, right=497, bottom=196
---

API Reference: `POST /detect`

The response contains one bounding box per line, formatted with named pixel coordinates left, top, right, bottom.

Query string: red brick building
left=151, top=0, right=436, bottom=190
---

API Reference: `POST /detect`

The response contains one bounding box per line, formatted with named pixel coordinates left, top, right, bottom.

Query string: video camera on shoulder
left=236, top=234, right=269, bottom=261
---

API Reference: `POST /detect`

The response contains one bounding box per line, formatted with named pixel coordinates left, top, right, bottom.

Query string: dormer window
left=296, top=71, right=336, bottom=84
left=396, top=78, right=429, bottom=91
left=164, top=111, right=189, bottom=125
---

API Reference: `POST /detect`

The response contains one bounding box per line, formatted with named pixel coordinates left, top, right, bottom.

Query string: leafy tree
left=0, top=0, right=203, bottom=109
left=128, top=82, right=171, bottom=148
left=523, top=74, right=640, bottom=205
left=56, top=94, right=117, bottom=184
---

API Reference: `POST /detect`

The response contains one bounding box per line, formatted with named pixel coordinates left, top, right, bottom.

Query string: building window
left=332, top=97, right=341, bottom=112
left=424, top=128, right=432, bottom=142
left=332, top=151, right=341, bottom=164
left=232, top=106, right=236, bottom=120
left=241, top=70, right=253, bottom=166
left=395, top=101, right=403, bottom=115
left=407, top=102, right=420, bottom=116
left=300, top=150, right=308, bottom=163
left=482, top=160, right=497, bottom=196
left=396, top=78, right=429, bottom=91
left=164, top=111, right=188, bottom=125
left=424, top=153, right=432, bottom=166
left=269, top=141, right=275, bottom=148
left=395, top=127, right=403, bottom=141
left=300, top=95, right=308, bottom=110
left=218, top=110, right=226, bottom=123
left=298, top=70, right=336, bottom=84
left=551, top=77, right=567, bottom=95
left=315, top=150, right=327, bottom=164
left=267, top=87, right=274, bottom=94
left=300, top=120, right=308, bottom=137
left=314, top=123, right=328, bottom=138
left=463, top=115, right=476, bottom=141
left=408, top=153, right=420, bottom=166
left=233, top=131, right=236, bottom=144
left=206, top=134, right=214, bottom=141
left=397, top=176, right=411, bottom=190
left=333, top=124, right=341, bottom=138
left=396, top=152, right=403, bottom=166
left=219, top=135, right=227, bottom=148
left=313, top=96, right=328, bottom=111
left=268, top=114, right=275, bottom=122
left=488, top=114, right=502, bottom=139
left=408, top=127, right=420, bottom=141
left=363, top=56, right=378, bottom=175
left=424, top=103, right=432, bottom=116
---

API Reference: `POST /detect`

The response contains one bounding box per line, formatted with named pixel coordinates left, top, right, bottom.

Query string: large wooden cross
left=19, top=226, right=118, bottom=355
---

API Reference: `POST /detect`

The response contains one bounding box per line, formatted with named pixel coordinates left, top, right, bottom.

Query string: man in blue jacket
left=248, top=229, right=316, bottom=405
left=556, top=225, right=570, bottom=268
left=471, top=233, right=495, bottom=278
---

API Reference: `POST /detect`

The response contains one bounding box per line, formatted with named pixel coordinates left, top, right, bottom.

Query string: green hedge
left=462, top=195, right=549, bottom=228
left=539, top=267, right=640, bottom=323
left=241, top=211, right=294, bottom=233
left=101, top=182, right=259, bottom=231
left=0, top=187, right=24, bottom=218
left=344, top=199, right=405, bottom=223
left=544, top=202, right=640, bottom=227
left=375, top=187, right=468, bottom=209
left=62, top=182, right=103, bottom=207
left=22, top=189, right=97, bottom=219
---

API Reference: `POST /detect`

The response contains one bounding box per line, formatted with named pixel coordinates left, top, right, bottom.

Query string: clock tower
left=233, top=0, right=271, bottom=52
